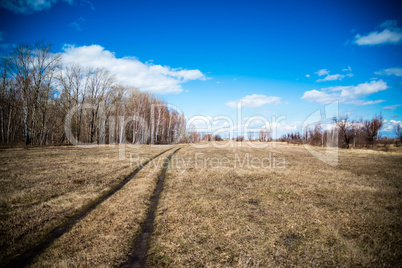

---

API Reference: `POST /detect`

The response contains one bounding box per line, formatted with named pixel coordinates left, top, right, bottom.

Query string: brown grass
left=30, top=148, right=178, bottom=267
left=148, top=142, right=402, bottom=267
left=2, top=142, right=401, bottom=267
left=0, top=144, right=172, bottom=266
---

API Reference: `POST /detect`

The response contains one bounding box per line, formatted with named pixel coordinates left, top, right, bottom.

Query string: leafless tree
left=236, top=136, right=244, bottom=142
left=362, top=115, right=383, bottom=147
left=0, top=41, right=192, bottom=146
left=8, top=42, right=60, bottom=145
left=333, top=116, right=355, bottom=149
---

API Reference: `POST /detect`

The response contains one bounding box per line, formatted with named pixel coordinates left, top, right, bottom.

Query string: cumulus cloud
left=302, top=79, right=388, bottom=105
left=314, top=69, right=346, bottom=82
left=354, top=20, right=402, bottom=46
left=315, top=69, right=329, bottom=76
left=316, top=74, right=345, bottom=82
left=61, top=44, right=207, bottom=94
left=306, top=74, right=310, bottom=78
left=272, top=121, right=300, bottom=132
left=382, top=119, right=402, bottom=132
left=0, top=0, right=76, bottom=14
left=375, top=67, right=402, bottom=77
left=225, top=94, right=281, bottom=108
left=384, top=104, right=402, bottom=110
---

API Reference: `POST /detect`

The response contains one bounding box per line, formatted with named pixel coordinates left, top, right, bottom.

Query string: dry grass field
left=30, top=148, right=177, bottom=267
left=148, top=142, right=402, bottom=267
left=0, top=144, right=172, bottom=266
left=1, top=142, right=401, bottom=267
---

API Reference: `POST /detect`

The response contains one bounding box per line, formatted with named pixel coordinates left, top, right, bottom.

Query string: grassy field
left=30, top=148, right=176, bottom=267
left=148, top=142, right=402, bottom=267
left=0, top=144, right=172, bottom=266
left=1, top=142, right=401, bottom=267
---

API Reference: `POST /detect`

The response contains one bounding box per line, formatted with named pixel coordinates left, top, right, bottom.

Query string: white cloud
left=0, top=0, right=75, bottom=14
left=315, top=69, right=346, bottom=82
left=375, top=67, right=402, bottom=77
left=354, top=20, right=402, bottom=46
left=302, top=79, right=388, bottom=105
left=305, top=74, right=310, bottom=78
left=61, top=44, right=206, bottom=94
left=348, top=100, right=385, bottom=106
left=342, top=67, right=354, bottom=77
left=382, top=119, right=402, bottom=132
left=316, top=73, right=345, bottom=82
left=315, top=69, right=329, bottom=76
left=225, top=94, right=281, bottom=108
left=273, top=121, right=300, bottom=132
left=342, top=66, right=352, bottom=72
left=384, top=104, right=402, bottom=110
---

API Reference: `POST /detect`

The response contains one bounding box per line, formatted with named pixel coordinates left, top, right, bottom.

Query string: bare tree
left=86, top=69, right=115, bottom=143
left=236, top=136, right=244, bottom=142
left=30, top=42, right=61, bottom=145
left=333, top=116, right=354, bottom=149
left=1, top=41, right=188, bottom=146
left=0, top=56, right=12, bottom=144
left=9, top=44, right=32, bottom=145
left=8, top=43, right=61, bottom=145
left=362, top=115, right=383, bottom=147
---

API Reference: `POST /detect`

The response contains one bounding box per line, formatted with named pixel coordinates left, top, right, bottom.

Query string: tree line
left=280, top=115, right=390, bottom=148
left=0, top=42, right=186, bottom=146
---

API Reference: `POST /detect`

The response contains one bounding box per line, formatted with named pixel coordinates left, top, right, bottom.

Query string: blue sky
left=1, top=0, right=401, bottom=137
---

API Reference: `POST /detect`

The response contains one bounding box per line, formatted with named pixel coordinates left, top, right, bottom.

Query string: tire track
left=8, top=147, right=174, bottom=268
left=122, top=147, right=181, bottom=268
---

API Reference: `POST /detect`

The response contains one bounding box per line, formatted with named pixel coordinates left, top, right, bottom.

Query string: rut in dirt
left=122, top=147, right=181, bottom=268
left=7, top=147, right=173, bottom=268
